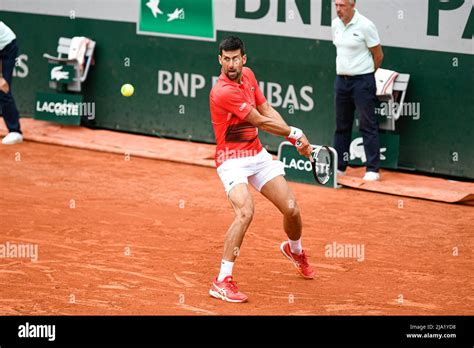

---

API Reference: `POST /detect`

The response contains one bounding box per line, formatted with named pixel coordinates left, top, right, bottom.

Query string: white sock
left=217, top=260, right=234, bottom=282
left=289, top=238, right=302, bottom=255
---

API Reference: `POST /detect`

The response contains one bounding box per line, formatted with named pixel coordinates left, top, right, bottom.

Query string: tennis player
left=209, top=36, right=314, bottom=303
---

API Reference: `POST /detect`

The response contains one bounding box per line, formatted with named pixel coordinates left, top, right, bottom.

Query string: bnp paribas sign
left=137, top=0, right=215, bottom=41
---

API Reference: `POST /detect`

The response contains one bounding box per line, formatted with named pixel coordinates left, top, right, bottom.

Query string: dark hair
left=219, top=36, right=245, bottom=56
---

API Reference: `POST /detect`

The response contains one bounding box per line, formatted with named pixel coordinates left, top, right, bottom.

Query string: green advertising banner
left=138, top=0, right=215, bottom=41
left=348, top=132, right=400, bottom=169
left=34, top=92, right=85, bottom=126
left=48, top=64, right=75, bottom=83
left=1, top=0, right=473, bottom=178
left=278, top=142, right=338, bottom=188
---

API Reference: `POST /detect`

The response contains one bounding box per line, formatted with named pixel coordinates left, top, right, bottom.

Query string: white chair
left=43, top=37, right=96, bottom=92
left=378, top=73, right=410, bottom=131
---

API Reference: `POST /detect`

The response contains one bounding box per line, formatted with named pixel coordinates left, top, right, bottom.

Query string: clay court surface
left=0, top=141, right=473, bottom=315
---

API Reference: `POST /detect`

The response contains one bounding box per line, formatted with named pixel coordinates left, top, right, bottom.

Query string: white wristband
left=288, top=126, right=303, bottom=140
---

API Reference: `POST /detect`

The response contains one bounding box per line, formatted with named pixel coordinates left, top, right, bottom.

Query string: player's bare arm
left=257, top=102, right=312, bottom=157
left=257, top=101, right=288, bottom=126
left=246, top=107, right=312, bottom=157
left=245, top=107, right=290, bottom=136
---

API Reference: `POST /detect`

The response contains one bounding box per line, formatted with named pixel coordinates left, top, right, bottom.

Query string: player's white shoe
left=2, top=132, right=23, bottom=145
left=363, top=171, right=380, bottom=181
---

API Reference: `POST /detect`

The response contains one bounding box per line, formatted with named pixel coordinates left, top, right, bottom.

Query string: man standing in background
left=0, top=21, right=22, bottom=145
left=332, top=0, right=383, bottom=181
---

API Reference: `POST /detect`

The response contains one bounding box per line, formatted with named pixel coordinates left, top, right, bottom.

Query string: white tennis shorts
left=216, top=148, right=286, bottom=196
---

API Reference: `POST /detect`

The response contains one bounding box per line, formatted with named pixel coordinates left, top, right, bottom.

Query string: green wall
left=1, top=11, right=473, bottom=178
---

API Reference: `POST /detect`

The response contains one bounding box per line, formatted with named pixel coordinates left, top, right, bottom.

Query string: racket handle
left=286, top=136, right=314, bottom=161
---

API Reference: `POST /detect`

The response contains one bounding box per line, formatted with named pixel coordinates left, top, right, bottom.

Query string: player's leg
left=250, top=154, right=315, bottom=279
left=260, top=175, right=301, bottom=241
left=221, top=183, right=254, bottom=263
left=211, top=168, right=253, bottom=302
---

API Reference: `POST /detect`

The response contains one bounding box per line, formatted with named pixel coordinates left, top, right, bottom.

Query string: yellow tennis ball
left=121, top=83, right=134, bottom=97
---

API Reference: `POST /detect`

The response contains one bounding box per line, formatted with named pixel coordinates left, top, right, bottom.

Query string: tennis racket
left=310, top=145, right=333, bottom=185
left=295, top=141, right=333, bottom=185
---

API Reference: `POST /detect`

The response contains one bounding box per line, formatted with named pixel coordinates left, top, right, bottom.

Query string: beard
left=226, top=69, right=240, bottom=81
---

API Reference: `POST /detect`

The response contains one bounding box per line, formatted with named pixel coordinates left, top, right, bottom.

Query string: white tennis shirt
left=0, top=21, right=16, bottom=51
left=332, top=10, right=380, bottom=76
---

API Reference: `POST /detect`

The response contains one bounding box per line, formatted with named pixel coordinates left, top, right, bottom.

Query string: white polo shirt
left=0, top=21, right=16, bottom=51
left=332, top=10, right=380, bottom=76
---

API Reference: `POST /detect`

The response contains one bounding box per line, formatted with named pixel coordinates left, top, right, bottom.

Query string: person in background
left=332, top=0, right=384, bottom=181
left=0, top=21, right=22, bottom=145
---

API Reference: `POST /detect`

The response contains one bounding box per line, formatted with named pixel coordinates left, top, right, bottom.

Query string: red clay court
left=1, top=124, right=472, bottom=315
